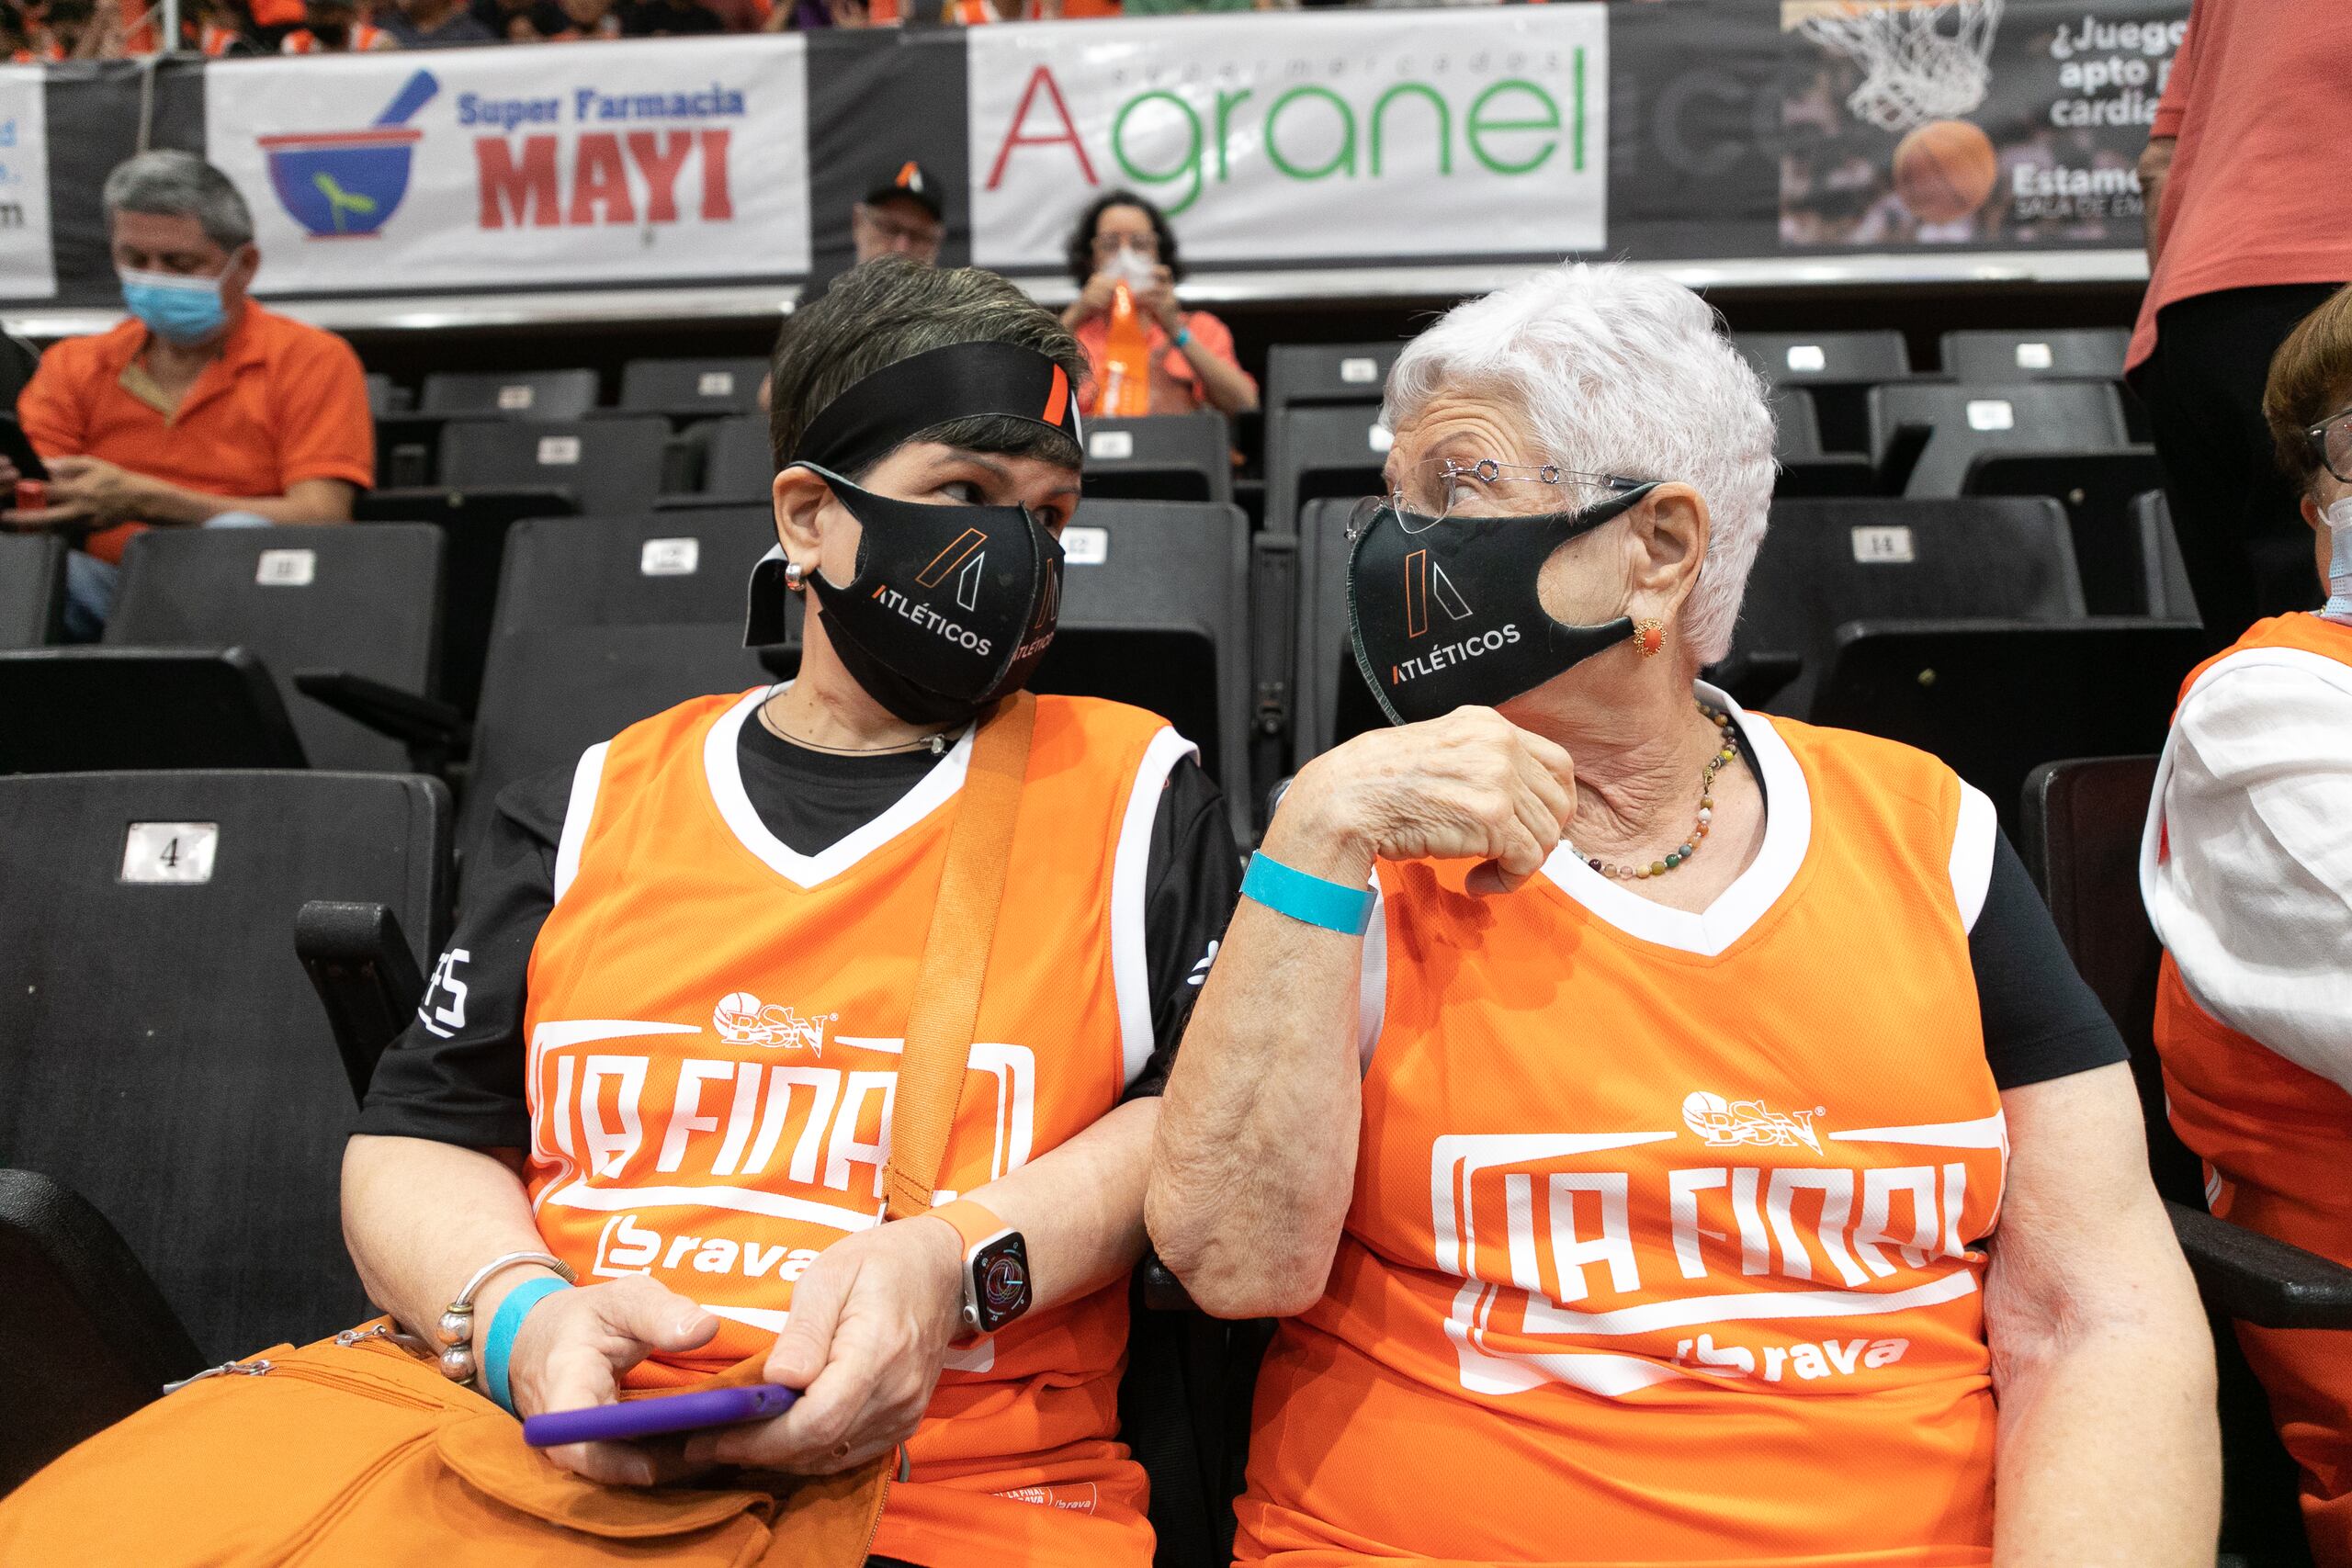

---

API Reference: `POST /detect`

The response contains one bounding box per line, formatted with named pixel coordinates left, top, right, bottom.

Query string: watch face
left=970, top=1232, right=1032, bottom=1333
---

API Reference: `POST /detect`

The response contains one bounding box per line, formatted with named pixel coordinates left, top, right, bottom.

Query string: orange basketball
left=1892, top=118, right=1998, bottom=224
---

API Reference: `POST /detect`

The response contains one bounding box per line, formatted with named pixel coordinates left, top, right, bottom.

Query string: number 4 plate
left=120, top=822, right=220, bottom=885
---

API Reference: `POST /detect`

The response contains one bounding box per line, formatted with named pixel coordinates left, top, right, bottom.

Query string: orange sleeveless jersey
left=2147, top=614, right=2352, bottom=1195
left=523, top=687, right=1195, bottom=1568
left=1239, top=702, right=2008, bottom=1568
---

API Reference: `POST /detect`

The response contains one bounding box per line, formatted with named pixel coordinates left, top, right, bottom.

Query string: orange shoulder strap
left=880, top=692, right=1036, bottom=1220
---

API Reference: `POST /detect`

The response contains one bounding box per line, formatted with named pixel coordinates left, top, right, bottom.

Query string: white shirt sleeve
left=2144, top=656, right=2352, bottom=1094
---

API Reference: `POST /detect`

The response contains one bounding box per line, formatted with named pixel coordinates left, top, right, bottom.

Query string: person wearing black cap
left=852, top=160, right=945, bottom=267
left=2, top=255, right=1239, bottom=1567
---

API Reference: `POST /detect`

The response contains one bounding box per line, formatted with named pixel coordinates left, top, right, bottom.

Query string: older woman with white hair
left=1148, top=264, right=2220, bottom=1566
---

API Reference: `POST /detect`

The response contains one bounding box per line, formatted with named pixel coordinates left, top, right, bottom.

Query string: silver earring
left=783, top=559, right=807, bottom=592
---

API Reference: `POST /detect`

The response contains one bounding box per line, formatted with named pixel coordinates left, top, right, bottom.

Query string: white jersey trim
left=1948, top=781, right=1996, bottom=934
left=702, top=687, right=976, bottom=889
left=1112, top=726, right=1202, bottom=1089
left=1536, top=682, right=1812, bottom=958
left=552, top=741, right=609, bottom=908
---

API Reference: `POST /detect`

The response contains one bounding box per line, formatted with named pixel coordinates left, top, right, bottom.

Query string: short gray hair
left=1385, top=264, right=1778, bottom=663
left=102, top=150, right=254, bottom=253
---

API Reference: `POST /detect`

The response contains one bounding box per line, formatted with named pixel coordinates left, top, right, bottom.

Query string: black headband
left=791, top=340, right=1084, bottom=478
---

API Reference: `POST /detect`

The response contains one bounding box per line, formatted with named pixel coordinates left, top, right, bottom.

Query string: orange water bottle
left=1099, top=282, right=1153, bottom=418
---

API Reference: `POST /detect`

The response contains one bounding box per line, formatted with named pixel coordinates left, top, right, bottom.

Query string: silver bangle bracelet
left=407, top=1250, right=577, bottom=1383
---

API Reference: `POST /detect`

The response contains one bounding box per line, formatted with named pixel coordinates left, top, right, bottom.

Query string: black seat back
left=1268, top=403, right=1387, bottom=536
left=1810, top=619, right=2204, bottom=841
left=0, top=534, right=64, bottom=647
left=1771, top=387, right=1825, bottom=460
left=463, top=510, right=777, bottom=853
left=0, top=1168, right=207, bottom=1494
left=420, top=367, right=598, bottom=421
left=363, top=371, right=407, bottom=417
left=2130, top=490, right=2205, bottom=625
left=1939, top=328, right=2130, bottom=382
left=1292, top=497, right=1388, bottom=765
left=1081, top=412, right=1232, bottom=505
left=1263, top=342, right=1401, bottom=413
left=1033, top=501, right=1251, bottom=840
left=1735, top=330, right=1912, bottom=386
left=1962, top=450, right=2165, bottom=617
left=438, top=417, right=672, bottom=514
left=107, top=525, right=444, bottom=772
left=1870, top=382, right=2130, bottom=498
left=691, top=413, right=775, bottom=502
left=619, top=356, right=768, bottom=417
left=0, top=648, right=307, bottom=773
left=0, top=770, right=448, bottom=1361
left=1731, top=497, right=2086, bottom=717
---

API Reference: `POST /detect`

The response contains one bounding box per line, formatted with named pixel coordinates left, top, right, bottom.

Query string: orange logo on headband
left=1043, top=366, right=1070, bottom=428
left=896, top=161, right=921, bottom=191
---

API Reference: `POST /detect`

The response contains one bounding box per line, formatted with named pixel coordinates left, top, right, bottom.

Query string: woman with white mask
left=2143, top=279, right=2352, bottom=1568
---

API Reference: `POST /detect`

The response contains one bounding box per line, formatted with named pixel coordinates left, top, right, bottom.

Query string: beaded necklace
left=1567, top=702, right=1743, bottom=882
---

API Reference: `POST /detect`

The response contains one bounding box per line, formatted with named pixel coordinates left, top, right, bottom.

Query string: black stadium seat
left=1291, top=496, right=1385, bottom=764
left=1267, top=402, right=1387, bottom=537
left=1735, top=330, right=1913, bottom=387
left=362, top=370, right=407, bottom=417
left=104, top=525, right=446, bottom=773
left=679, top=412, right=775, bottom=504
left=1870, top=382, right=2130, bottom=498
left=1771, top=388, right=1874, bottom=499
left=0, top=648, right=309, bottom=773
left=437, top=416, right=674, bottom=515
left=619, top=355, right=768, bottom=418
left=2129, top=491, right=2204, bottom=625
left=461, top=509, right=776, bottom=856
left=419, top=367, right=598, bottom=421
left=1722, top=497, right=2085, bottom=717
left=2023, top=757, right=2352, bottom=1566
left=1939, top=327, right=2130, bottom=383
left=0, top=534, right=64, bottom=647
left=1961, top=449, right=2167, bottom=616
left=1080, top=412, right=1232, bottom=506
left=1032, top=500, right=1253, bottom=842
left=0, top=1168, right=207, bottom=1494
left=0, top=769, right=449, bottom=1364
left=1263, top=342, right=1401, bottom=414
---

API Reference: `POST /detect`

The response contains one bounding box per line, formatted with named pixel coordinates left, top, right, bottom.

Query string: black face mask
left=796, top=463, right=1064, bottom=728
left=1345, top=481, right=1661, bottom=726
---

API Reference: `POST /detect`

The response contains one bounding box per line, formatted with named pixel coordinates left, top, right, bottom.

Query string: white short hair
left=1383, top=263, right=1777, bottom=663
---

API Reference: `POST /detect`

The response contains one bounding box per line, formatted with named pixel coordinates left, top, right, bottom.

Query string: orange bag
left=0, top=695, right=1043, bottom=1564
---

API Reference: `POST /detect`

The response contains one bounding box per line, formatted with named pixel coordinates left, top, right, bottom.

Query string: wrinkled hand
left=1140, top=265, right=1183, bottom=335
left=683, top=1215, right=963, bottom=1475
left=5, top=455, right=150, bottom=531
left=1282, top=706, right=1577, bottom=896
left=503, top=1273, right=722, bottom=1486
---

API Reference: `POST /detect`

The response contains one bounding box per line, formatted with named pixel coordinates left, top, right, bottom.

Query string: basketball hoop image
left=1794, top=0, right=2005, bottom=134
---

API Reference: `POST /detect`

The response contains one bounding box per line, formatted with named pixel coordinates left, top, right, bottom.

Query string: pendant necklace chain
left=1566, top=701, right=1743, bottom=881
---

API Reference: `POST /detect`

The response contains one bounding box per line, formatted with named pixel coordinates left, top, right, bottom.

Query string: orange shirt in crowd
left=1073, top=309, right=1251, bottom=416
left=2129, top=0, right=2352, bottom=369
left=16, top=301, right=375, bottom=565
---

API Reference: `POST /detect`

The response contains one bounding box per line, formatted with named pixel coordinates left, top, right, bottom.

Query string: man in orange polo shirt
left=3, top=151, right=373, bottom=637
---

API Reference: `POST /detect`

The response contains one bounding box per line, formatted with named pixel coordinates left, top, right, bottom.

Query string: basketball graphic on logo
left=715, top=992, right=763, bottom=1038
left=1891, top=118, right=1998, bottom=224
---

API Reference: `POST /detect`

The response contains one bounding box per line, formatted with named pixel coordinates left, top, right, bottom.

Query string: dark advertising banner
left=1781, top=0, right=2186, bottom=250
left=0, top=0, right=2190, bottom=316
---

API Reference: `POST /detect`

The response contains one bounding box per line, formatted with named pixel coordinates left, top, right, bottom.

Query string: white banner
left=0, top=67, right=55, bottom=300
left=968, top=8, right=1608, bottom=272
left=207, top=39, right=808, bottom=295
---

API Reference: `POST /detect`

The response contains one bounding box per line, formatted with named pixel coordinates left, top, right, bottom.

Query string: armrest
left=1140, top=1251, right=1200, bottom=1314
left=295, top=899, right=427, bottom=1107
left=2166, top=1199, right=2352, bottom=1330
left=292, top=670, right=469, bottom=765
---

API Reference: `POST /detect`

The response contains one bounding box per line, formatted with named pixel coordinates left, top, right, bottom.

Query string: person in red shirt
left=2130, top=0, right=2352, bottom=647
left=2, top=151, right=373, bottom=638
left=1059, top=190, right=1257, bottom=420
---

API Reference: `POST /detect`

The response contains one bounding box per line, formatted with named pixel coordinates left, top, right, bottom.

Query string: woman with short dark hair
left=1060, top=189, right=1258, bottom=419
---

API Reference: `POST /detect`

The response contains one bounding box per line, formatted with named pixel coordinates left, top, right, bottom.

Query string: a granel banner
left=1782, top=0, right=2187, bottom=250
left=0, top=66, right=55, bottom=300
left=966, top=6, right=1608, bottom=273
left=205, top=38, right=809, bottom=295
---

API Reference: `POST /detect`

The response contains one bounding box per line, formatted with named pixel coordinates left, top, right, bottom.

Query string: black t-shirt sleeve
left=354, top=764, right=571, bottom=1150
left=1125, top=758, right=1242, bottom=1101
left=1970, top=830, right=2132, bottom=1091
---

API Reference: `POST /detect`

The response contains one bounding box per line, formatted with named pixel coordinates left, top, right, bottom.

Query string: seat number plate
left=121, top=822, right=220, bottom=885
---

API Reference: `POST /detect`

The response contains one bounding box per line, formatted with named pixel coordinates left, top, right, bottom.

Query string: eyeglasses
left=2307, top=406, right=2352, bottom=484
left=854, top=203, right=943, bottom=254
left=1354, top=457, right=1650, bottom=529
left=1091, top=231, right=1159, bottom=260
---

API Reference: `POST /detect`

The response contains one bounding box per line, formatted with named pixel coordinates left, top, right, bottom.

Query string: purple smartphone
left=522, top=1384, right=798, bottom=1448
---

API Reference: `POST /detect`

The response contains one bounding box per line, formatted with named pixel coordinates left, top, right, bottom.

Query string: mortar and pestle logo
left=258, top=69, right=438, bottom=240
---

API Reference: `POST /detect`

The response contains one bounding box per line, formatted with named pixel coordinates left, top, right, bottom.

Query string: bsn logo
left=712, top=991, right=834, bottom=1054
left=1681, top=1090, right=1826, bottom=1155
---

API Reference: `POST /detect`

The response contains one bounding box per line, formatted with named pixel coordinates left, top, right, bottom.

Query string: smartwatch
left=928, top=1199, right=1032, bottom=1338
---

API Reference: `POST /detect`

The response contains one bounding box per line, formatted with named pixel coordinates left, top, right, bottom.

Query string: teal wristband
left=1171, top=325, right=1194, bottom=350
left=1241, top=852, right=1375, bottom=935
left=483, top=1276, right=571, bottom=1415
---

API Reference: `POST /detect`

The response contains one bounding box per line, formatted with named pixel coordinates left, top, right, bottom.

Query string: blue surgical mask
left=2322, top=496, right=2352, bottom=625
left=119, top=267, right=228, bottom=346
